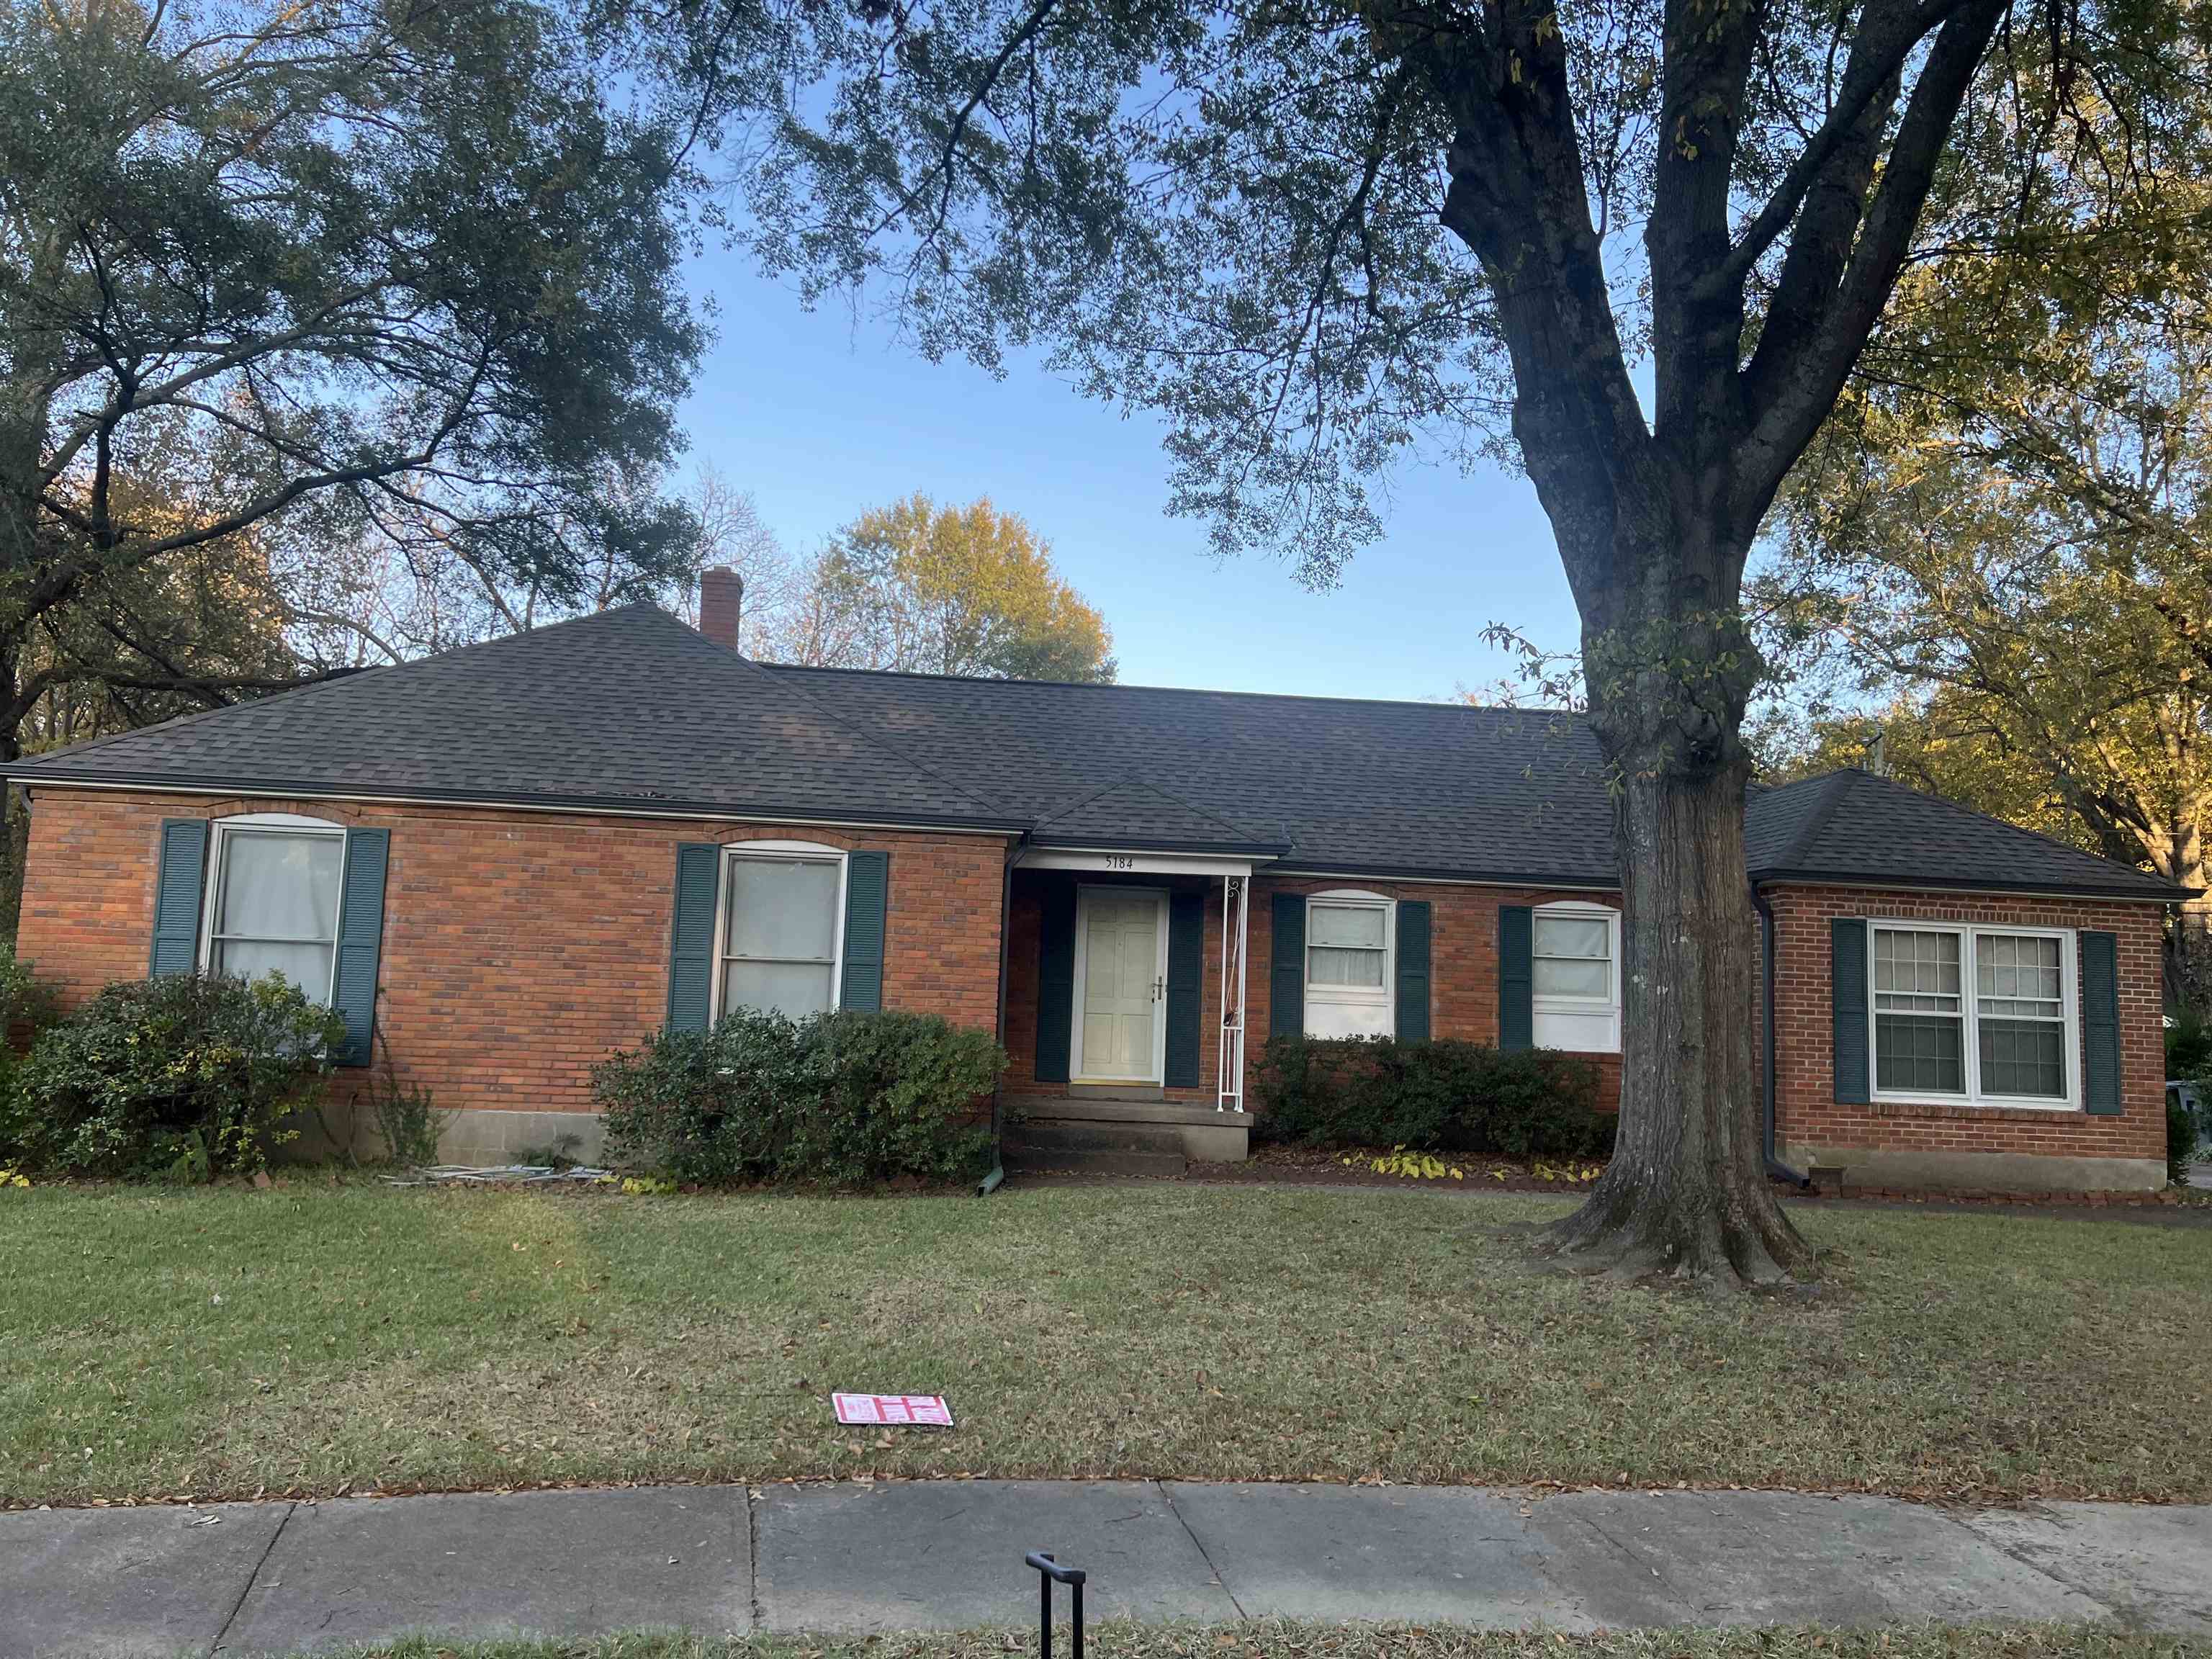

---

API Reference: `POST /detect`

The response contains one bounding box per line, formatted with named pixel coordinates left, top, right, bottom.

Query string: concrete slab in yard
left=1958, top=1503, right=2212, bottom=1634
left=220, top=1486, right=751, bottom=1655
left=756, top=1480, right=1238, bottom=1632
left=1162, top=1483, right=1589, bottom=1628
left=0, top=1500, right=291, bottom=1659
left=1526, top=1491, right=2110, bottom=1629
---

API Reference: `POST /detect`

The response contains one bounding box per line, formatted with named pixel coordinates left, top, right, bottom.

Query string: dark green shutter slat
left=841, top=851, right=889, bottom=1012
left=148, top=819, right=209, bottom=977
left=1832, top=917, right=1871, bottom=1104
left=1498, top=904, right=1533, bottom=1052
left=1035, top=877, right=1076, bottom=1082
left=1164, top=890, right=1203, bottom=1087
left=2081, top=929, right=2121, bottom=1114
left=1269, top=893, right=1305, bottom=1041
left=1395, top=900, right=1432, bottom=1044
left=331, top=829, right=390, bottom=1067
left=666, top=843, right=719, bottom=1032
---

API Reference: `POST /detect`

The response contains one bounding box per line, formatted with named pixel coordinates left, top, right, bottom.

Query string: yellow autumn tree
left=777, top=495, right=1115, bottom=683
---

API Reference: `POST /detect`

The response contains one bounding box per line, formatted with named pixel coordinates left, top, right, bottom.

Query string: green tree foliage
left=626, top=0, right=2212, bottom=1278
left=1, top=0, right=706, bottom=734
left=1755, top=181, right=2212, bottom=990
left=776, top=495, right=1115, bottom=681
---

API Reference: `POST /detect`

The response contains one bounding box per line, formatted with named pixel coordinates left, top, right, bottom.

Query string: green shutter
left=1395, top=899, right=1432, bottom=1044
left=1035, top=876, right=1076, bottom=1082
left=148, top=818, right=210, bottom=977
left=330, top=829, right=389, bottom=1067
left=666, top=843, right=719, bottom=1032
left=1269, top=892, right=1305, bottom=1040
left=2081, top=929, right=2121, bottom=1115
left=1832, top=917, right=1871, bottom=1104
left=841, top=851, right=889, bottom=1012
left=1497, top=904, right=1533, bottom=1052
left=1164, top=890, right=1203, bottom=1087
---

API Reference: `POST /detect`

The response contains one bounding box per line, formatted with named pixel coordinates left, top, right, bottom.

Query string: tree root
left=1533, top=1173, right=1817, bottom=1290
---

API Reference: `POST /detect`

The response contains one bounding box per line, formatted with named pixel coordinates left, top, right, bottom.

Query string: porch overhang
left=1014, top=843, right=1282, bottom=878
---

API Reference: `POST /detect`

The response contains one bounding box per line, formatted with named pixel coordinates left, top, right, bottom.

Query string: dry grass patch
left=3, top=1182, right=2208, bottom=1506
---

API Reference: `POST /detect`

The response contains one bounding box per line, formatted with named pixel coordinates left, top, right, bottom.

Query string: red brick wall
left=15, top=788, right=1014, bottom=1116
left=1003, top=870, right=1626, bottom=1109
left=1767, top=884, right=2166, bottom=1164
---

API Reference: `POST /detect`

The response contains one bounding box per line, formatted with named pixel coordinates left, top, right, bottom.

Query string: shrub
left=1253, top=1035, right=1611, bottom=1160
left=6, top=973, right=347, bottom=1179
left=594, top=1007, right=1001, bottom=1187
left=2169, top=1089, right=2200, bottom=1187
left=0, top=945, right=61, bottom=1159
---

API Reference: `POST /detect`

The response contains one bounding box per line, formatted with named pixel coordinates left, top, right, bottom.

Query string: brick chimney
left=698, top=566, right=742, bottom=652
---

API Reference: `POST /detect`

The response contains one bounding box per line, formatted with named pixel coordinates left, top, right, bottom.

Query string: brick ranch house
left=5, top=574, right=2188, bottom=1192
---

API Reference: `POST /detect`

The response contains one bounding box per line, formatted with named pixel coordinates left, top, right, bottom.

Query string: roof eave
left=5, top=770, right=1032, bottom=836
left=1751, top=866, right=2195, bottom=904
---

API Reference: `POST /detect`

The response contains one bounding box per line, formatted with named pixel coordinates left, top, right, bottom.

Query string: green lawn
left=272, top=1627, right=2199, bottom=1659
left=4, top=1182, right=2208, bottom=1507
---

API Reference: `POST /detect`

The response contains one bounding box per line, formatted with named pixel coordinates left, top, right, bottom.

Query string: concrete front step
left=1002, top=1141, right=1188, bottom=1178
left=1001, top=1095, right=1253, bottom=1162
left=1008, top=1119, right=1187, bottom=1155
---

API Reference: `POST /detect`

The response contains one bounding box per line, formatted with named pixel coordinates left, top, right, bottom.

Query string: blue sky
left=676, top=251, right=1585, bottom=703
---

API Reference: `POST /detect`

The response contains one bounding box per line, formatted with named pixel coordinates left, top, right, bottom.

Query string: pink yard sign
left=833, top=1392, right=954, bottom=1427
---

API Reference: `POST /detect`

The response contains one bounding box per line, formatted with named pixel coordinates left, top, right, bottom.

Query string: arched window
left=1532, top=899, right=1621, bottom=1052
left=713, top=840, right=850, bottom=1021
left=1303, top=888, right=1394, bottom=1038
left=200, top=812, right=348, bottom=1004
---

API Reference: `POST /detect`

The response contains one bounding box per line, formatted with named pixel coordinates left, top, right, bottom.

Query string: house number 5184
left=1101, top=854, right=1135, bottom=871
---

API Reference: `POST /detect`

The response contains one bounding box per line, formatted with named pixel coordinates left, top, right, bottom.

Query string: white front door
left=1071, top=887, right=1166, bottom=1083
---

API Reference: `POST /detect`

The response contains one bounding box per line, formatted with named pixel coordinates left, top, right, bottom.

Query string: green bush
left=2169, top=1089, right=2200, bottom=1186
left=1253, top=1035, right=1612, bottom=1159
left=594, top=1007, right=1002, bottom=1187
left=0, top=944, right=61, bottom=1162
left=4, top=972, right=347, bottom=1179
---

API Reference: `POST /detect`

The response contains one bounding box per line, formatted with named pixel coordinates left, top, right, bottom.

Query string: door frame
left=1068, top=884, right=1170, bottom=1084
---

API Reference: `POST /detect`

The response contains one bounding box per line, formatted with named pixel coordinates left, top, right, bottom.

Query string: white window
left=1305, top=892, right=1393, bottom=1038
left=715, top=843, right=847, bottom=1022
left=1870, top=922, right=2077, bottom=1107
left=1532, top=901, right=1621, bottom=1052
left=199, top=814, right=346, bottom=1004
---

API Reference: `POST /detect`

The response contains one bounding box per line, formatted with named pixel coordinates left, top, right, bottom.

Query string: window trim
left=709, top=840, right=849, bottom=1022
left=1303, top=889, right=1394, bottom=1036
left=1531, top=899, right=1622, bottom=1052
left=1867, top=919, right=2081, bottom=1111
left=196, top=812, right=348, bottom=1007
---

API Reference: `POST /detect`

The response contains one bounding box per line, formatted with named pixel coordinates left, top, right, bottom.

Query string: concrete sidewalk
left=4, top=1480, right=2207, bottom=1658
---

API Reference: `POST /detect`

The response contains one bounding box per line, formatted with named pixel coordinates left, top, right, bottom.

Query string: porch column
left=1218, top=874, right=1249, bottom=1111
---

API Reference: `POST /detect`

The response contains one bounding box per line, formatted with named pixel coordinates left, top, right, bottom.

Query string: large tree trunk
left=1526, top=506, right=1817, bottom=1286
left=1541, top=757, right=1815, bottom=1283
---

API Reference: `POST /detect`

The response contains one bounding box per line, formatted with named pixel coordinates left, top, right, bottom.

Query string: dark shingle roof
left=5, top=604, right=2188, bottom=900
left=1, top=606, right=1018, bottom=830
left=1745, top=768, right=2184, bottom=901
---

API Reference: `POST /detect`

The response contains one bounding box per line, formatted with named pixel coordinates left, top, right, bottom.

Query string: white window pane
left=1309, top=904, right=1385, bottom=949
left=214, top=938, right=335, bottom=999
left=721, top=960, right=835, bottom=1021
left=1977, top=934, right=2062, bottom=1019
left=1536, top=957, right=1609, bottom=997
left=1310, top=946, right=1385, bottom=987
left=218, top=832, right=341, bottom=942
left=724, top=858, right=839, bottom=961
left=1875, top=928, right=1959, bottom=1001
left=1876, top=1012, right=1966, bottom=1093
left=1535, top=915, right=1610, bottom=960
left=1979, top=1018, right=2066, bottom=1097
